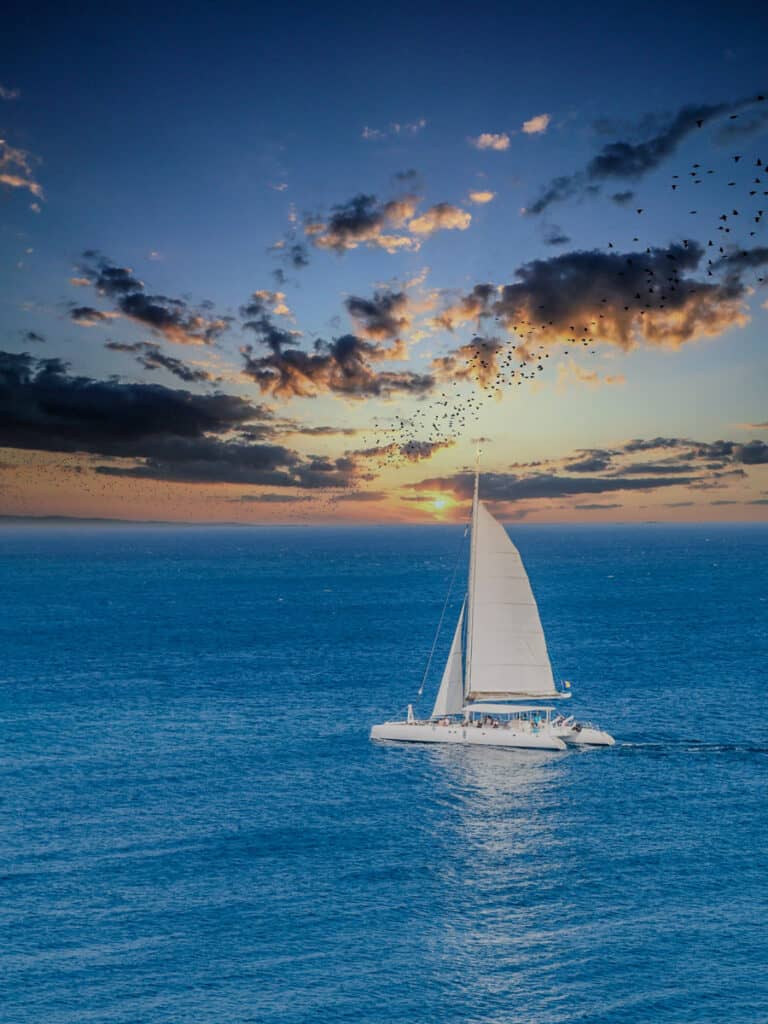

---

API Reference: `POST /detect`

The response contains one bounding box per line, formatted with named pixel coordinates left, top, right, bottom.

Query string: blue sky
left=1, top=0, right=767, bottom=521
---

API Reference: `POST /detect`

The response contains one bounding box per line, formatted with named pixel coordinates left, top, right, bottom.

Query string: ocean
left=1, top=523, right=767, bottom=1024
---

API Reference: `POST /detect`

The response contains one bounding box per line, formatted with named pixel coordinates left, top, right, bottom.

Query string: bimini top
left=463, top=703, right=555, bottom=715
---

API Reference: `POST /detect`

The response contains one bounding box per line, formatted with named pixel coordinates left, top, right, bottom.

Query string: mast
left=464, top=449, right=481, bottom=699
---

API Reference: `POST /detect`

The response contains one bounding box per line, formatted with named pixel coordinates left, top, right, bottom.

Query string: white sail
left=431, top=600, right=465, bottom=718
left=466, top=501, right=560, bottom=700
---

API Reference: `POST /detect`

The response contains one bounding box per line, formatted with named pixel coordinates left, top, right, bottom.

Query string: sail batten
left=465, top=499, right=560, bottom=700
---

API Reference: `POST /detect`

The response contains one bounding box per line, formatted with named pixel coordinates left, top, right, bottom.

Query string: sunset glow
left=1, top=7, right=766, bottom=524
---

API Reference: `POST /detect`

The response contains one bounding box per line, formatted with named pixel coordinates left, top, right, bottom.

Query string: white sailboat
left=370, top=470, right=614, bottom=750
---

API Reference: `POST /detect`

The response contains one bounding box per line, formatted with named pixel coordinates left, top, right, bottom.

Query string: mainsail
left=431, top=600, right=465, bottom=717
left=464, top=487, right=561, bottom=701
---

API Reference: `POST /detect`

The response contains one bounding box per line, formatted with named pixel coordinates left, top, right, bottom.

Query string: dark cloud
left=564, top=450, right=614, bottom=473
left=76, top=253, right=231, bottom=345
left=353, top=438, right=454, bottom=463
left=587, top=102, right=728, bottom=178
left=234, top=493, right=310, bottom=503
left=443, top=242, right=748, bottom=349
left=0, top=350, right=263, bottom=458
left=392, top=169, right=421, bottom=187
left=543, top=225, right=571, bottom=246
left=409, top=470, right=701, bottom=502
left=407, top=433, right=768, bottom=505
left=711, top=247, right=768, bottom=273
left=241, top=314, right=433, bottom=399
left=288, top=243, right=309, bottom=269
left=619, top=436, right=768, bottom=467
left=279, top=423, right=361, bottom=437
left=713, top=107, right=768, bottom=142
left=610, top=190, right=635, bottom=206
left=687, top=439, right=768, bottom=465
left=105, top=341, right=215, bottom=383
left=332, top=490, right=387, bottom=502
left=527, top=96, right=760, bottom=214
left=0, top=348, right=363, bottom=489
left=573, top=503, right=623, bottom=510
left=345, top=290, right=410, bottom=340
left=623, top=436, right=688, bottom=452
left=618, top=461, right=698, bottom=474
left=69, top=305, right=116, bottom=326
left=20, top=330, right=45, bottom=344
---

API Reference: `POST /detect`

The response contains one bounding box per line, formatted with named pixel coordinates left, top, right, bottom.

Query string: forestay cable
left=416, top=524, right=469, bottom=701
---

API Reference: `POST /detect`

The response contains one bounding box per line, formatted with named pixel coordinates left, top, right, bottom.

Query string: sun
left=433, top=497, right=447, bottom=510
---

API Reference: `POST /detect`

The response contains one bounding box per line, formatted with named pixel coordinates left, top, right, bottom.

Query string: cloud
left=104, top=341, right=216, bottom=383
left=0, top=139, right=43, bottom=200
left=344, top=290, right=411, bottom=341
left=610, top=190, right=635, bottom=206
left=252, top=289, right=292, bottom=317
left=305, top=193, right=421, bottom=253
left=287, top=243, right=309, bottom=268
left=714, top=107, right=768, bottom=142
left=76, top=253, right=232, bottom=345
left=522, top=113, right=550, bottom=135
left=408, top=203, right=471, bottom=236
left=332, top=490, right=388, bottom=502
left=557, top=360, right=626, bottom=389
left=406, top=434, right=768, bottom=508
left=305, top=193, right=473, bottom=253
left=543, top=225, right=571, bottom=246
left=573, top=503, right=622, bottom=510
left=444, top=242, right=750, bottom=350
left=353, top=438, right=454, bottom=463
left=468, top=190, right=496, bottom=204
left=241, top=314, right=433, bottom=399
left=0, top=349, right=262, bottom=456
left=235, top=493, right=309, bottom=503
left=277, top=423, right=361, bottom=437
left=19, top=330, right=45, bottom=344
left=526, top=95, right=762, bottom=214
left=431, top=283, right=497, bottom=332
left=0, top=349, right=379, bottom=490
left=69, top=305, right=120, bottom=326
left=470, top=133, right=510, bottom=151
left=564, top=450, right=614, bottom=473
left=432, top=335, right=505, bottom=388
left=362, top=119, right=427, bottom=140
left=409, top=470, right=701, bottom=502
left=0, top=85, right=21, bottom=100
left=711, top=246, right=768, bottom=273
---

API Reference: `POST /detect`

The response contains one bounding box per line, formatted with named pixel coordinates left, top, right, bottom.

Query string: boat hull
left=370, top=721, right=566, bottom=750
left=557, top=726, right=615, bottom=747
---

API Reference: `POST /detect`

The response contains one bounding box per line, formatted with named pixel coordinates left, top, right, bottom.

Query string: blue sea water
left=1, top=523, right=767, bottom=1024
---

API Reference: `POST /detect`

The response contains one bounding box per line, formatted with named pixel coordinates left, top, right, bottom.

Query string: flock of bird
left=7, top=104, right=766, bottom=520
left=358, top=133, right=767, bottom=479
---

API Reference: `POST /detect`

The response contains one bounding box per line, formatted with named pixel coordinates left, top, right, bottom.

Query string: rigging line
left=417, top=523, right=469, bottom=701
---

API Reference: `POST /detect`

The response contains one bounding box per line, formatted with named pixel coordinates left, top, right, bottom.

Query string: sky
left=1, top=0, right=767, bottom=523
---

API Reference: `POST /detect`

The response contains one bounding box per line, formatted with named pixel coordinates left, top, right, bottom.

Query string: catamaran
left=370, top=470, right=614, bottom=750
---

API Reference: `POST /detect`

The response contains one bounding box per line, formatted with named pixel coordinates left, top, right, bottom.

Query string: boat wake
left=619, top=739, right=768, bottom=756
